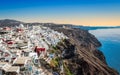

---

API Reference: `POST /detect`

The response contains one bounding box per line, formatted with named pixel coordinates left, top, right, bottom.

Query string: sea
left=89, top=28, right=120, bottom=73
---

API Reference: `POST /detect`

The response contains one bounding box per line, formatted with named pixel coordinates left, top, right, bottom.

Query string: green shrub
left=52, top=46, right=57, bottom=50
left=63, top=63, right=73, bottom=75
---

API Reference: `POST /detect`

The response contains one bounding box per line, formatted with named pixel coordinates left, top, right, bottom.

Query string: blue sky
left=0, top=0, right=120, bottom=26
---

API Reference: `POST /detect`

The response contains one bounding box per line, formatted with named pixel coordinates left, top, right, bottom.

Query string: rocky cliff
left=53, top=27, right=118, bottom=75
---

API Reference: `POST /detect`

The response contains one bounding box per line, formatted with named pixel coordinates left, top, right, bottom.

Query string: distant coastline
left=73, top=26, right=120, bottom=30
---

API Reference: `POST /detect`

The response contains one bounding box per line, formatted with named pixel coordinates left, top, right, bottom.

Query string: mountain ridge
left=0, top=19, right=120, bottom=28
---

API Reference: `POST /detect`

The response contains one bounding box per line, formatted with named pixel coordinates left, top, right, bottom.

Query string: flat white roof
left=0, top=62, right=8, bottom=68
left=2, top=63, right=11, bottom=71
left=13, top=57, right=30, bottom=65
left=7, top=66, right=20, bottom=73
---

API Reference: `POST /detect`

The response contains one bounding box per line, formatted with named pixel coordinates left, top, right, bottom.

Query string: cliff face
left=54, top=28, right=118, bottom=75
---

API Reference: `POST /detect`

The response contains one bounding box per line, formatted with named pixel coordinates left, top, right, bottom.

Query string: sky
left=0, top=0, right=120, bottom=26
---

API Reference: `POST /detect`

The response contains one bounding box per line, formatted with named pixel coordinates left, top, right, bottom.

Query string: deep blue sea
left=89, top=28, right=120, bottom=73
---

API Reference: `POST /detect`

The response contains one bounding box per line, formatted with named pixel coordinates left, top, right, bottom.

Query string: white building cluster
left=0, top=24, right=68, bottom=75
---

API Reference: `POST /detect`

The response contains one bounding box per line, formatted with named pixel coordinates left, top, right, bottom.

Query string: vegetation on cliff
left=53, top=28, right=118, bottom=75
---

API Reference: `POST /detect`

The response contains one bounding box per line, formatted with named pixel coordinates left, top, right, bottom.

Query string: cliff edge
left=53, top=27, right=118, bottom=75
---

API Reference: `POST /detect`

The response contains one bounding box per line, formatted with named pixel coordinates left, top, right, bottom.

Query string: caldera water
left=89, top=28, right=120, bottom=73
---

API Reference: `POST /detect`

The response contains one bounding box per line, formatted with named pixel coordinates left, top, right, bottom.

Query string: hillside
left=0, top=19, right=24, bottom=27
left=0, top=19, right=118, bottom=75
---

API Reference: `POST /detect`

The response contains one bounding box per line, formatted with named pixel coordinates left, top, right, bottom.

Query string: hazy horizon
left=0, top=0, right=120, bottom=26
